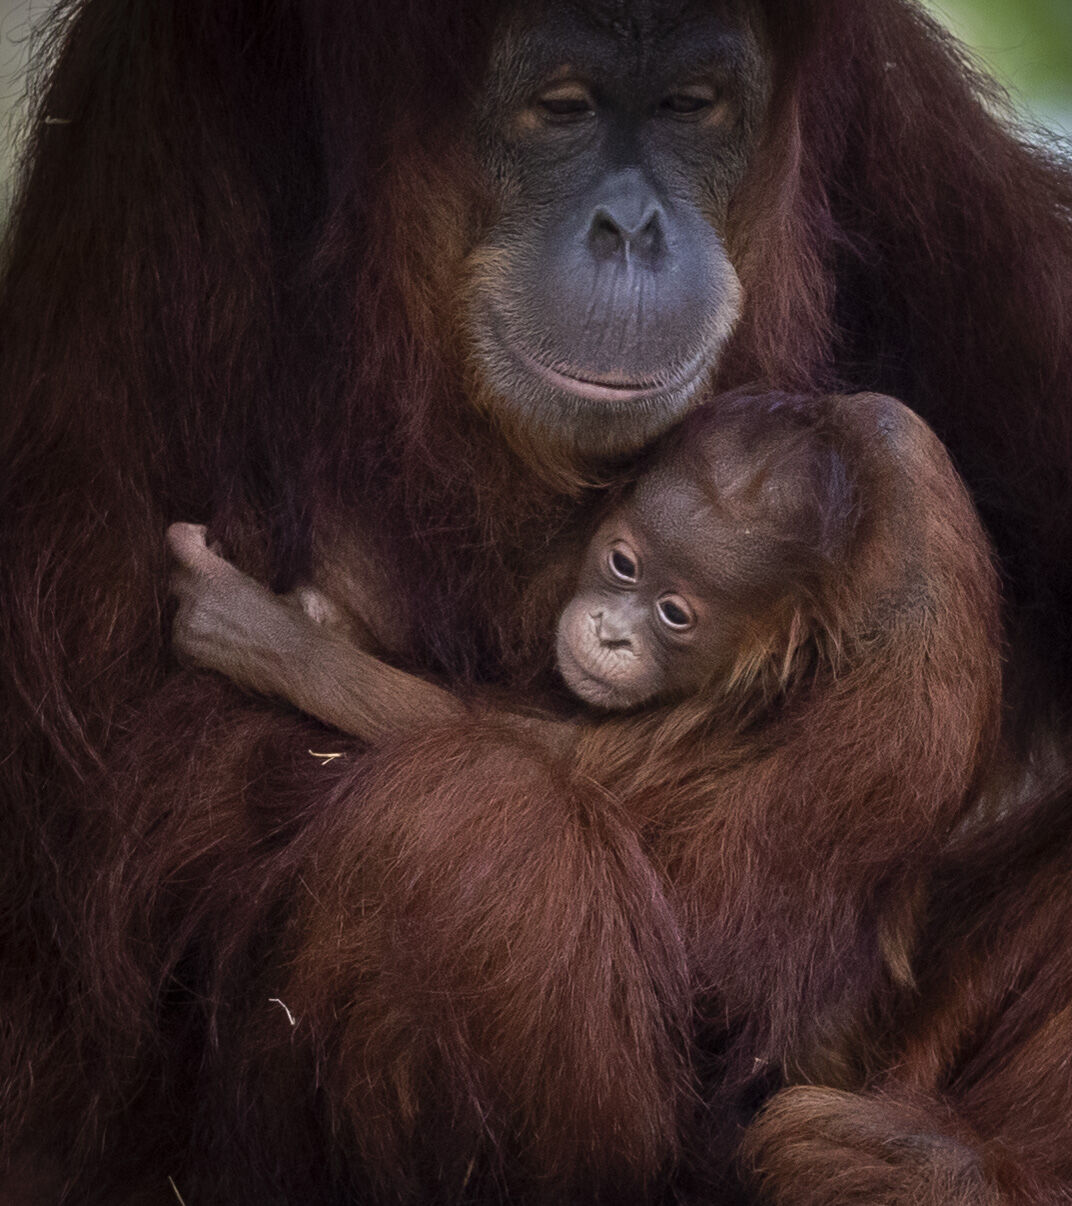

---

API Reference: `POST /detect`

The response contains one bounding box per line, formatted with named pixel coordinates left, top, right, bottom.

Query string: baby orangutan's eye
left=656, top=594, right=695, bottom=631
left=607, top=543, right=639, bottom=584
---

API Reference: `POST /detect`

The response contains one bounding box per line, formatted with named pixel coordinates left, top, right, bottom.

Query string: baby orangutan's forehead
left=631, top=467, right=712, bottom=551
left=628, top=459, right=804, bottom=597
left=627, top=468, right=733, bottom=587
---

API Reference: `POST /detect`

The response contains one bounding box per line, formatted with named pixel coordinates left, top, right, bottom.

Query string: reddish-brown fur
left=743, top=788, right=1072, bottom=1206
left=164, top=391, right=1002, bottom=1200
left=1, top=0, right=1070, bottom=1202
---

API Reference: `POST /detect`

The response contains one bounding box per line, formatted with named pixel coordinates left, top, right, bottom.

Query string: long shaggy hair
left=0, top=1, right=1068, bottom=1202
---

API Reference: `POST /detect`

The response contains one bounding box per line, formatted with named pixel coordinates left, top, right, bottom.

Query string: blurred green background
left=928, top=0, right=1072, bottom=133
left=0, top=0, right=1069, bottom=222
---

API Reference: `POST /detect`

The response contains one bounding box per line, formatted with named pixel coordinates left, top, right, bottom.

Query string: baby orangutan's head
left=556, top=401, right=855, bottom=710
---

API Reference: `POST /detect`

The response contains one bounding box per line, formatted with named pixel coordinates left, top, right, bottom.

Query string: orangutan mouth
left=516, top=340, right=707, bottom=406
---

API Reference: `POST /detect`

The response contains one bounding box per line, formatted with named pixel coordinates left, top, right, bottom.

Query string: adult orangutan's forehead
left=499, top=0, right=756, bottom=74
left=571, top=0, right=711, bottom=38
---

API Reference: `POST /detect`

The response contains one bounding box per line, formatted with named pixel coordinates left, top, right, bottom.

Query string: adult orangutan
left=0, top=1, right=1070, bottom=1204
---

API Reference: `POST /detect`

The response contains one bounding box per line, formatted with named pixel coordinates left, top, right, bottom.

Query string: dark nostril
left=586, top=204, right=664, bottom=264
left=631, top=211, right=663, bottom=259
left=638, top=211, right=660, bottom=240
left=588, top=211, right=625, bottom=259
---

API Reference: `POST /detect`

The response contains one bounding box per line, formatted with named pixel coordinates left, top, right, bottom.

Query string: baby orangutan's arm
left=167, top=523, right=465, bottom=743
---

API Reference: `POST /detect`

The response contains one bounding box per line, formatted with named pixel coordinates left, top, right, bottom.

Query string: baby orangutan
left=168, top=394, right=853, bottom=736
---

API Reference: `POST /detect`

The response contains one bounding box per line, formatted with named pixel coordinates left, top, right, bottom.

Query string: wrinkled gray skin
left=466, top=0, right=771, bottom=457
left=171, top=1, right=781, bottom=725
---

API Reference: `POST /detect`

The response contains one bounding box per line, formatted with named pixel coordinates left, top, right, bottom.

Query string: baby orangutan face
left=556, top=467, right=754, bottom=710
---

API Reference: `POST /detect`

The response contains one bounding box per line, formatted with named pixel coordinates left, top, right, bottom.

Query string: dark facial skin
left=557, top=472, right=751, bottom=709
left=467, top=0, right=771, bottom=457
left=555, top=419, right=838, bottom=710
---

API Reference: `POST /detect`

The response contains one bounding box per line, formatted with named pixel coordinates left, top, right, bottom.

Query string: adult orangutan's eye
left=536, top=83, right=595, bottom=123
left=608, top=544, right=639, bottom=584
left=656, top=594, right=695, bottom=631
left=658, top=86, right=719, bottom=120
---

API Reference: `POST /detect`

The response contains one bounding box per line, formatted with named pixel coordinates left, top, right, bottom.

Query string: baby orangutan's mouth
left=555, top=638, right=612, bottom=703
left=555, top=636, right=653, bottom=711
